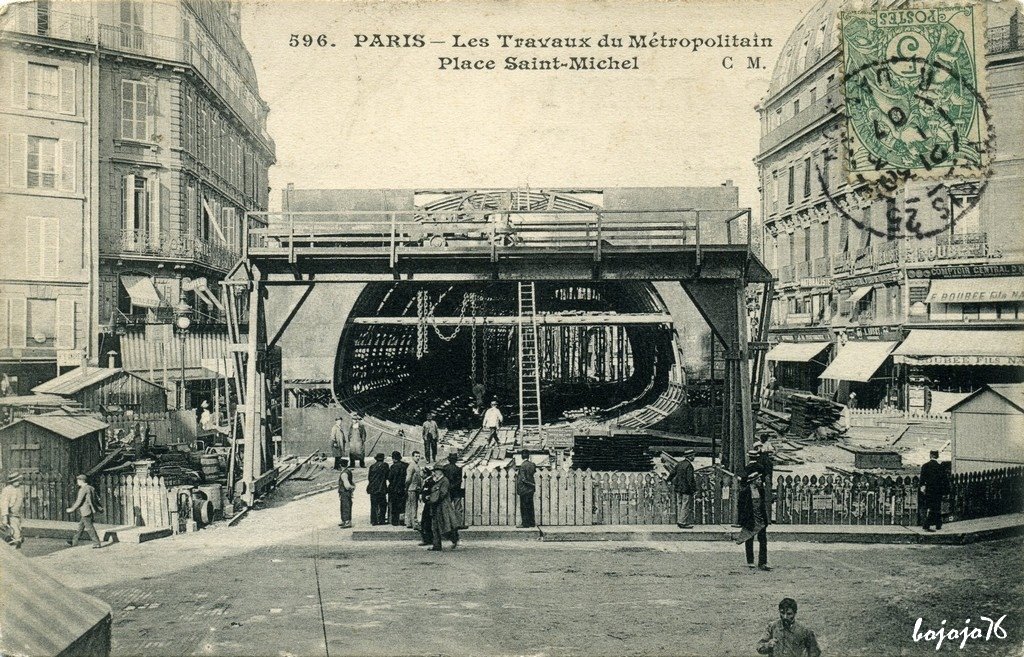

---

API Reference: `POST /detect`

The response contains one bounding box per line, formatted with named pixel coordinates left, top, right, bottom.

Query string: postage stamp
left=839, top=3, right=990, bottom=184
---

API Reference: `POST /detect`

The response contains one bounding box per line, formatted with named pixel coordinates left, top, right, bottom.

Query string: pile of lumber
left=571, top=434, right=653, bottom=471
left=787, top=393, right=845, bottom=439
left=756, top=407, right=790, bottom=436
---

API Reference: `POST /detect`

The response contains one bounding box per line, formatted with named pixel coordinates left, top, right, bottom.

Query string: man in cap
left=367, top=453, right=389, bottom=525
left=516, top=449, right=537, bottom=528
left=482, top=400, right=503, bottom=447
left=441, top=452, right=466, bottom=529
left=421, top=413, right=440, bottom=463
left=67, top=474, right=104, bottom=548
left=387, top=451, right=408, bottom=526
left=737, top=469, right=770, bottom=570
left=666, top=449, right=696, bottom=529
left=919, top=450, right=948, bottom=531
left=337, top=458, right=354, bottom=528
left=330, top=417, right=347, bottom=470
left=1, top=472, right=25, bottom=548
left=348, top=415, right=367, bottom=468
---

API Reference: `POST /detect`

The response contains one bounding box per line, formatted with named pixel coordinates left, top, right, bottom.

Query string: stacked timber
left=787, top=393, right=845, bottom=439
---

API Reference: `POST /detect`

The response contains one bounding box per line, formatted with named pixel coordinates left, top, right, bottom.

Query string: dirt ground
left=26, top=482, right=1021, bottom=657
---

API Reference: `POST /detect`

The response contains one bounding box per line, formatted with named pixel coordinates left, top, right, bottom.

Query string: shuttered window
left=25, top=217, right=60, bottom=279
left=8, top=298, right=27, bottom=348
left=27, top=136, right=57, bottom=188
left=121, top=80, right=152, bottom=141
left=27, top=63, right=58, bottom=111
left=56, top=298, right=76, bottom=349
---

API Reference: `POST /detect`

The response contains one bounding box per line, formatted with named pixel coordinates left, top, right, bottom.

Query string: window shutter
left=8, top=297, right=26, bottom=348
left=146, top=82, right=156, bottom=140
left=9, top=134, right=27, bottom=188
left=124, top=174, right=136, bottom=231
left=59, top=66, right=76, bottom=114
left=59, top=140, right=75, bottom=192
left=149, top=175, right=161, bottom=247
left=10, top=62, right=26, bottom=108
left=0, top=299, right=7, bottom=348
left=42, top=218, right=60, bottom=278
left=56, top=298, right=75, bottom=349
left=0, top=134, right=8, bottom=187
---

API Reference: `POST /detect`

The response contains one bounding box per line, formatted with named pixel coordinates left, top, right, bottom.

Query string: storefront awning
left=120, top=275, right=162, bottom=309
left=893, top=330, right=1024, bottom=366
left=845, top=286, right=874, bottom=304
left=925, top=277, right=1024, bottom=304
left=766, top=341, right=831, bottom=362
left=819, top=341, right=898, bottom=382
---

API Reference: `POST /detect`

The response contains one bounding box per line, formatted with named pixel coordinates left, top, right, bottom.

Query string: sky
left=240, top=0, right=813, bottom=216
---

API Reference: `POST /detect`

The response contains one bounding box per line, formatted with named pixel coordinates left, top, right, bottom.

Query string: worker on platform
left=337, top=458, right=354, bottom=528
left=422, top=413, right=439, bottom=463
left=348, top=415, right=367, bottom=468
left=666, top=449, right=696, bottom=529
left=1, top=472, right=25, bottom=549
left=482, top=400, right=503, bottom=447
left=331, top=417, right=347, bottom=470
left=367, top=453, right=389, bottom=525
left=516, top=449, right=537, bottom=528
left=387, top=451, right=408, bottom=526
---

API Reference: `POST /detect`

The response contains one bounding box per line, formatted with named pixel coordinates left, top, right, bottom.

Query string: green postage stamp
left=840, top=3, right=990, bottom=183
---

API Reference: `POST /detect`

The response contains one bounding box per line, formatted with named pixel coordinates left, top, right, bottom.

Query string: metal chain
left=416, top=290, right=428, bottom=359
left=430, top=292, right=471, bottom=341
left=470, top=293, right=477, bottom=382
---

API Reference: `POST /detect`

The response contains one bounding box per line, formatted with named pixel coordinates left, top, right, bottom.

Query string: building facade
left=756, top=0, right=1023, bottom=411
left=1, top=0, right=274, bottom=394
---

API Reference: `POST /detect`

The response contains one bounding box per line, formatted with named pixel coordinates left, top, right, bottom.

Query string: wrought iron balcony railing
left=104, top=229, right=239, bottom=272
left=1, top=3, right=93, bottom=43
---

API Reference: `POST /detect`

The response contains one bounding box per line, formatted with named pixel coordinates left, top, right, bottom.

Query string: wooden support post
left=242, top=272, right=263, bottom=506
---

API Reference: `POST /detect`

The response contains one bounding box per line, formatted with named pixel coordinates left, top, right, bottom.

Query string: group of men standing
left=330, top=415, right=368, bottom=470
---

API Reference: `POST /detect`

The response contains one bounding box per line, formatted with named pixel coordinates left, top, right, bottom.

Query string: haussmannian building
left=755, top=0, right=1023, bottom=412
left=0, top=0, right=275, bottom=398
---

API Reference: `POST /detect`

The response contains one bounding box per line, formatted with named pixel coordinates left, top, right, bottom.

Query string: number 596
left=289, top=34, right=330, bottom=47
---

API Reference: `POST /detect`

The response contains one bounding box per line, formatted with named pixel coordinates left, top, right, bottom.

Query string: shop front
left=765, top=340, right=831, bottom=395
left=819, top=339, right=900, bottom=409
left=892, top=330, right=1024, bottom=413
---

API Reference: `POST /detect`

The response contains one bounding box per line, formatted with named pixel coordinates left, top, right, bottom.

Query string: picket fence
left=461, top=466, right=1024, bottom=527
left=14, top=471, right=174, bottom=528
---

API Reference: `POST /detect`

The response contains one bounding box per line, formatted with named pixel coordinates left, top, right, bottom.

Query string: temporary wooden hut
left=32, top=366, right=168, bottom=414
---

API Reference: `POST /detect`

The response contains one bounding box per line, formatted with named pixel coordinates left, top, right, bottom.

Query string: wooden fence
left=96, top=473, right=173, bottom=527
left=13, top=471, right=173, bottom=528
left=461, top=465, right=1024, bottom=527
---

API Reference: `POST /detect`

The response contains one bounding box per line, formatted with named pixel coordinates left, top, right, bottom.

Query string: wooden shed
left=32, top=366, right=168, bottom=414
left=948, top=384, right=1024, bottom=474
left=0, top=412, right=107, bottom=477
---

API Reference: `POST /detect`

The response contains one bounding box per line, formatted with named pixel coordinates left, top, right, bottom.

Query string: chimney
left=107, top=351, right=118, bottom=369
left=79, top=353, right=88, bottom=374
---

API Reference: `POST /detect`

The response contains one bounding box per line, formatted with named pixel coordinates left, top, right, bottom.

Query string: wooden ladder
left=517, top=282, right=543, bottom=446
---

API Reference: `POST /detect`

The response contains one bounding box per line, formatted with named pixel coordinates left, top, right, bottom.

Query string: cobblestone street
left=30, top=487, right=1024, bottom=657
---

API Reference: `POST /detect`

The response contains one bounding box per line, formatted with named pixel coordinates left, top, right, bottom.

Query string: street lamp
left=174, top=299, right=192, bottom=410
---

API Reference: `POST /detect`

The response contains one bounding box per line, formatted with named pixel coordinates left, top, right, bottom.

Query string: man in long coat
left=920, top=450, right=948, bottom=531
left=666, top=449, right=696, bottom=528
left=427, top=466, right=461, bottom=550
left=330, top=418, right=346, bottom=470
left=418, top=466, right=436, bottom=546
left=440, top=453, right=466, bottom=529
left=366, top=453, right=389, bottom=525
left=737, top=470, right=771, bottom=570
left=516, top=450, right=537, bottom=528
left=405, top=451, right=423, bottom=530
left=348, top=416, right=367, bottom=468
left=386, top=451, right=409, bottom=526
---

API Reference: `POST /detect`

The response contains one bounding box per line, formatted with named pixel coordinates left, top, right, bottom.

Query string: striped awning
left=765, top=341, right=831, bottom=362
left=819, top=341, right=898, bottom=382
left=120, top=275, right=162, bottom=309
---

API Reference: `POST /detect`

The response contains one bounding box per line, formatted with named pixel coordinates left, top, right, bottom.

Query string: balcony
left=99, top=24, right=184, bottom=61
left=795, top=260, right=811, bottom=278
left=778, top=264, right=795, bottom=284
left=853, top=247, right=874, bottom=271
left=832, top=252, right=852, bottom=273
left=1, top=3, right=93, bottom=44
left=811, top=255, right=831, bottom=277
left=988, top=25, right=1023, bottom=54
left=104, top=229, right=239, bottom=273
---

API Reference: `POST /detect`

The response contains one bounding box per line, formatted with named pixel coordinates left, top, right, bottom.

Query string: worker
left=1, top=472, right=25, bottom=549
left=472, top=380, right=486, bottom=414
left=516, top=449, right=537, bottom=528
left=348, top=415, right=367, bottom=468
left=666, top=449, right=696, bottom=529
left=422, top=413, right=439, bottom=463
left=405, top=451, right=424, bottom=530
left=367, top=453, right=389, bottom=525
left=387, top=451, right=408, bottom=526
left=441, top=453, right=466, bottom=529
left=66, top=474, right=104, bottom=549
left=482, top=400, right=503, bottom=446
left=337, top=458, right=354, bottom=528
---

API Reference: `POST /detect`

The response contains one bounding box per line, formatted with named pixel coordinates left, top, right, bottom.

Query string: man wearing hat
left=348, top=415, right=367, bottom=468
left=367, top=453, right=389, bottom=525
left=737, top=469, right=770, bottom=570
left=920, top=450, right=948, bottom=531
left=330, top=418, right=347, bottom=470
left=418, top=464, right=436, bottom=545
left=337, top=458, right=354, bottom=528
left=421, top=414, right=439, bottom=463
left=67, top=474, right=103, bottom=548
left=666, top=449, right=696, bottom=529
left=405, top=451, right=424, bottom=530
left=516, top=449, right=537, bottom=528
left=482, top=400, right=503, bottom=447
left=427, top=465, right=461, bottom=551
left=441, top=452, right=466, bottom=529
left=1, top=472, right=25, bottom=548
left=387, top=451, right=408, bottom=526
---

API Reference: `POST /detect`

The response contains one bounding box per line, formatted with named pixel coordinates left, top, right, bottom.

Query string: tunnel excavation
left=334, top=281, right=680, bottom=430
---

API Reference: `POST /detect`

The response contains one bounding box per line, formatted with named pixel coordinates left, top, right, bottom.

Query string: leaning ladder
left=517, top=282, right=543, bottom=445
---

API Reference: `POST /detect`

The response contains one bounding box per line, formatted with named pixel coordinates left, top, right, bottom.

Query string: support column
left=242, top=270, right=266, bottom=506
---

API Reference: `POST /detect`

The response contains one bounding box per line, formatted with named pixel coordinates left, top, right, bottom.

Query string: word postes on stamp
left=840, top=4, right=989, bottom=184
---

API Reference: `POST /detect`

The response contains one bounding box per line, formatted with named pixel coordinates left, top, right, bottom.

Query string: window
left=793, top=99, right=800, bottom=116
left=787, top=166, right=795, bottom=205
left=821, top=151, right=830, bottom=192
left=121, top=80, right=151, bottom=141
left=774, top=107, right=782, bottom=129
left=996, top=303, right=1019, bottom=320
left=803, top=226, right=811, bottom=262
left=36, top=0, right=51, bottom=36
left=857, top=293, right=873, bottom=319
left=950, top=191, right=981, bottom=236
left=808, top=87, right=817, bottom=104
left=770, top=170, right=779, bottom=210
left=839, top=215, right=849, bottom=253
left=27, top=136, right=57, bottom=188
left=821, top=221, right=830, bottom=257
left=26, top=298, right=56, bottom=347
left=26, top=217, right=60, bottom=278
left=788, top=233, right=796, bottom=266
left=803, top=157, right=812, bottom=197
left=860, top=206, right=872, bottom=250
left=27, top=63, right=58, bottom=111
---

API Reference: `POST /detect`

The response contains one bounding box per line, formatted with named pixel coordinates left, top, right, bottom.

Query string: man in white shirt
left=482, top=400, right=503, bottom=446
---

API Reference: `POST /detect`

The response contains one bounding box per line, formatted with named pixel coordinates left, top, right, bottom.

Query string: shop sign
left=898, top=355, right=1024, bottom=367
left=839, top=271, right=900, bottom=288
left=907, top=263, right=1024, bottom=280
left=929, top=289, right=1024, bottom=303
left=798, top=276, right=832, bottom=288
